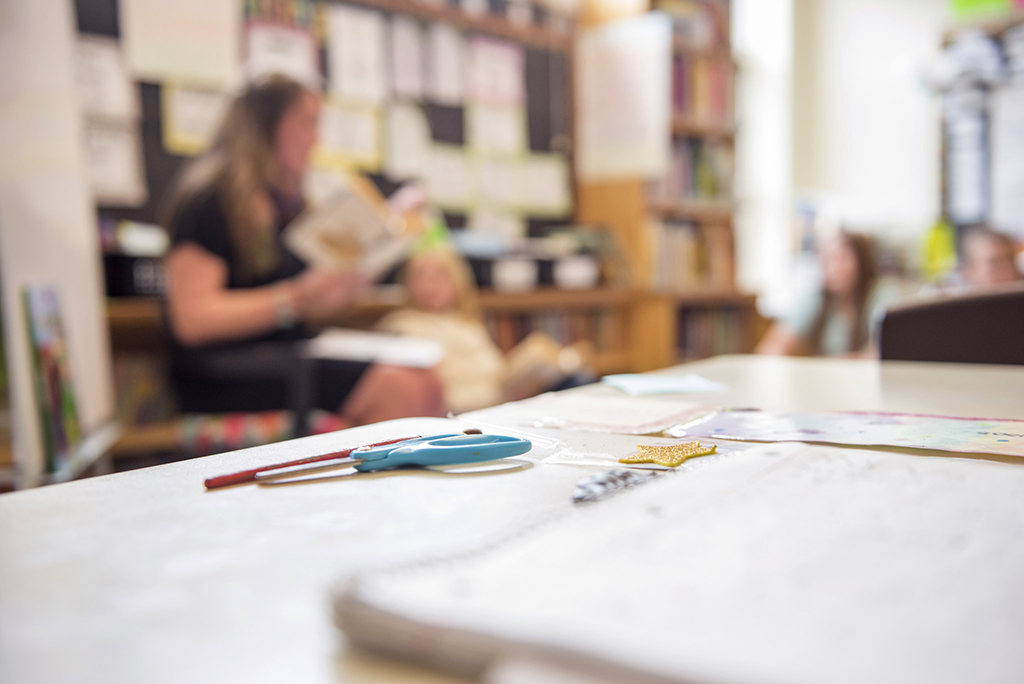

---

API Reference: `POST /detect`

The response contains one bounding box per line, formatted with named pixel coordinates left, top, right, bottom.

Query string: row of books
left=676, top=307, right=749, bottom=360
left=650, top=221, right=734, bottom=293
left=647, top=137, right=733, bottom=203
left=673, top=54, right=733, bottom=126
left=659, top=0, right=730, bottom=51
left=484, top=310, right=624, bottom=355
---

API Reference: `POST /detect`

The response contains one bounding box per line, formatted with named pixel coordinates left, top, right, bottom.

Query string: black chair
left=176, top=343, right=317, bottom=437
left=879, top=282, right=1024, bottom=365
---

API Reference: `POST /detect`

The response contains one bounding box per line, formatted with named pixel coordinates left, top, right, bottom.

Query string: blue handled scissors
left=254, top=432, right=532, bottom=484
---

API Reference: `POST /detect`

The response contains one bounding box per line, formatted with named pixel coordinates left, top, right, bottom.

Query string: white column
left=0, top=0, right=116, bottom=487
left=732, top=0, right=796, bottom=315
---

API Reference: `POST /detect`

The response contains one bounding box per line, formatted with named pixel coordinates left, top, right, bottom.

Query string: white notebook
left=306, top=328, right=444, bottom=368
left=335, top=443, right=1024, bottom=684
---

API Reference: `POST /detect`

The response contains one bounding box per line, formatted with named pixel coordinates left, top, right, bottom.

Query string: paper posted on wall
left=314, top=101, right=381, bottom=170
left=83, top=121, right=148, bottom=207
left=425, top=145, right=476, bottom=209
left=120, top=0, right=239, bottom=87
left=390, top=16, right=425, bottom=100
left=75, top=35, right=139, bottom=122
left=427, top=23, right=465, bottom=106
left=243, top=22, right=319, bottom=88
left=284, top=176, right=424, bottom=280
left=327, top=5, right=389, bottom=105
left=162, top=84, right=230, bottom=156
left=467, top=104, right=526, bottom=156
left=466, top=37, right=525, bottom=106
left=385, top=103, right=431, bottom=180
left=575, top=13, right=672, bottom=180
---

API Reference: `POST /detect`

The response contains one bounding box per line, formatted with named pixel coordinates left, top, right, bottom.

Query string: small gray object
left=572, top=469, right=659, bottom=504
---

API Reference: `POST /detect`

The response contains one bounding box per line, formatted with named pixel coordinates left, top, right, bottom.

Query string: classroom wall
left=792, top=0, right=946, bottom=239
left=0, top=0, right=116, bottom=486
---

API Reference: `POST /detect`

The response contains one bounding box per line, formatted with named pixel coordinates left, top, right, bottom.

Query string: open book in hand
left=285, top=176, right=425, bottom=281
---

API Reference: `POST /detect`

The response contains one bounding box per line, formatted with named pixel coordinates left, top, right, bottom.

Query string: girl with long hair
left=757, top=231, right=896, bottom=357
left=162, top=76, right=444, bottom=425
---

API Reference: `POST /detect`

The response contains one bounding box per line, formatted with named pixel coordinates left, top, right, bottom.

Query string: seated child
left=376, top=248, right=592, bottom=413
left=756, top=231, right=902, bottom=357
left=961, top=226, right=1021, bottom=288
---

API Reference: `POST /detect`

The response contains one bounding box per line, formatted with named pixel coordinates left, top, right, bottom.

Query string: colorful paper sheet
left=683, top=410, right=1024, bottom=458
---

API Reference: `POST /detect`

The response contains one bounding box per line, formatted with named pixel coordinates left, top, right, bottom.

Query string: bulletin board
left=74, top=0, right=575, bottom=239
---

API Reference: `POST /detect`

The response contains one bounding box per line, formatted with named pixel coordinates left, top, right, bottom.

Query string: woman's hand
left=289, top=269, right=367, bottom=317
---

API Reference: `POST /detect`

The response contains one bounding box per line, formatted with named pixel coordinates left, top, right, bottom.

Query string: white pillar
left=733, top=0, right=796, bottom=316
left=0, top=0, right=115, bottom=487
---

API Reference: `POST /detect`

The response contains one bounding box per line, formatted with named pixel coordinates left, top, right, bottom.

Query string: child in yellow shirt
left=377, top=248, right=591, bottom=413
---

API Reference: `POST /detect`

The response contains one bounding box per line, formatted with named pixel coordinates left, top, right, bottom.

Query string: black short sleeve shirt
left=170, top=188, right=307, bottom=289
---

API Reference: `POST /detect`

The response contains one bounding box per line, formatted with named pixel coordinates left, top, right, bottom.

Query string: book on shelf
left=22, top=285, right=81, bottom=474
left=647, top=137, right=733, bottom=204
left=650, top=220, right=734, bottom=292
left=658, top=0, right=730, bottom=51
left=677, top=307, right=747, bottom=359
left=483, top=309, right=624, bottom=358
left=673, top=52, right=733, bottom=126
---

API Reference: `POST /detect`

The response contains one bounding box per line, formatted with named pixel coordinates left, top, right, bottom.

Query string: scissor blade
left=254, top=457, right=364, bottom=482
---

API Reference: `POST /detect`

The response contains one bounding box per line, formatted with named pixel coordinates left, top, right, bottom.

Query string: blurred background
left=1, top=0, right=1021, bottom=489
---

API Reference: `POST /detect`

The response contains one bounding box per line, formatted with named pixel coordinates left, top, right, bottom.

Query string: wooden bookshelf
left=648, top=199, right=735, bottom=223
left=106, top=287, right=654, bottom=404
left=671, top=115, right=736, bottom=140
left=104, top=288, right=649, bottom=459
left=575, top=0, right=754, bottom=367
left=107, top=296, right=163, bottom=353
left=477, top=287, right=633, bottom=311
left=672, top=38, right=733, bottom=62
left=665, top=290, right=756, bottom=307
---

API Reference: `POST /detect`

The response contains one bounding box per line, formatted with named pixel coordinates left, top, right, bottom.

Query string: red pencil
left=204, top=436, right=419, bottom=490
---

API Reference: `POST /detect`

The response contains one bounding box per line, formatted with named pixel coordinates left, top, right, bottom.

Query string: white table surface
left=2, top=355, right=1022, bottom=684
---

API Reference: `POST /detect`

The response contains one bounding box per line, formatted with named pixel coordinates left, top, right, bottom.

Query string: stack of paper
left=337, top=443, right=1024, bottom=684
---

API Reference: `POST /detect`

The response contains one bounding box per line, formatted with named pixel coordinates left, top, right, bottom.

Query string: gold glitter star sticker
left=619, top=441, right=717, bottom=468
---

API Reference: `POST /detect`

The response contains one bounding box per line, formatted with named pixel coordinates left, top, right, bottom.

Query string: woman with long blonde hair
left=162, top=75, right=444, bottom=424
